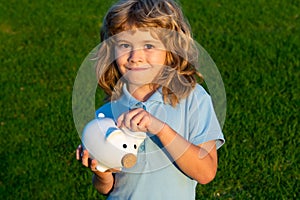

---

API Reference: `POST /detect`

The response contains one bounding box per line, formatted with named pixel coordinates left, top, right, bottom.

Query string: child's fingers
left=76, top=146, right=100, bottom=173
left=82, top=150, right=89, bottom=167
left=135, top=115, right=149, bottom=130
left=90, top=159, right=98, bottom=172
left=117, top=113, right=124, bottom=128
left=131, top=110, right=144, bottom=125
left=76, top=144, right=82, bottom=160
left=118, top=108, right=145, bottom=129
left=120, top=110, right=135, bottom=128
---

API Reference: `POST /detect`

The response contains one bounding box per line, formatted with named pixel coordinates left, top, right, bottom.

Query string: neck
left=127, top=84, right=157, bottom=102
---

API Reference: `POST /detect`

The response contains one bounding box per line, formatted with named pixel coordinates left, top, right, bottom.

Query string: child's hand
left=117, top=108, right=165, bottom=135
left=76, top=144, right=100, bottom=172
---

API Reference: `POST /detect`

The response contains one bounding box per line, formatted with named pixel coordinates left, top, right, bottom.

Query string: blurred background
left=1, top=0, right=299, bottom=199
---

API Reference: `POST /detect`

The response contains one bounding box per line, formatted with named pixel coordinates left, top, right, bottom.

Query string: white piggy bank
left=81, top=114, right=146, bottom=172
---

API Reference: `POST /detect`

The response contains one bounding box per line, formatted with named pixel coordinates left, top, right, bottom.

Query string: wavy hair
left=95, top=0, right=203, bottom=106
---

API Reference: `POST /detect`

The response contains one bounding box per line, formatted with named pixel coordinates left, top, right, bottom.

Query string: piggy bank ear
left=105, top=128, right=124, bottom=142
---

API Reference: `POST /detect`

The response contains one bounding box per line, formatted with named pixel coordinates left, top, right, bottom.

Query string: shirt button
left=139, top=144, right=145, bottom=152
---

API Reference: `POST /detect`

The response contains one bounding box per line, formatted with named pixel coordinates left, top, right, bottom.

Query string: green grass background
left=0, top=0, right=299, bottom=199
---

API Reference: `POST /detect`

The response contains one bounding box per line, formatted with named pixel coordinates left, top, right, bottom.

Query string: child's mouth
left=126, top=66, right=149, bottom=71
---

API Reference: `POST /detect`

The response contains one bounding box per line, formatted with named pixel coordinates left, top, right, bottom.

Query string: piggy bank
left=81, top=114, right=146, bottom=172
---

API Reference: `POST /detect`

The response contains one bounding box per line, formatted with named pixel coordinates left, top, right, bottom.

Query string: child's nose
left=128, top=48, right=144, bottom=63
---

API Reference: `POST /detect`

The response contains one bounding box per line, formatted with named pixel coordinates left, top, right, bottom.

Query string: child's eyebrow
left=115, top=39, right=130, bottom=43
left=115, top=39, right=163, bottom=45
left=142, top=40, right=163, bottom=45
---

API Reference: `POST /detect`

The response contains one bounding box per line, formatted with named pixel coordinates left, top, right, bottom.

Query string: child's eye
left=144, top=44, right=154, bottom=49
left=119, top=44, right=130, bottom=49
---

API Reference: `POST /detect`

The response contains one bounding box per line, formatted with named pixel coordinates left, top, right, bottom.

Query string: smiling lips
left=125, top=66, right=150, bottom=71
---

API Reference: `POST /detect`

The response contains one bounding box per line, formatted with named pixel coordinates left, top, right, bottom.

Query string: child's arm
left=76, top=146, right=115, bottom=194
left=117, top=108, right=218, bottom=184
left=92, top=169, right=115, bottom=195
left=156, top=125, right=217, bottom=184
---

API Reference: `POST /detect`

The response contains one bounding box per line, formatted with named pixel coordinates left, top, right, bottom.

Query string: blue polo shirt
left=95, top=83, right=225, bottom=200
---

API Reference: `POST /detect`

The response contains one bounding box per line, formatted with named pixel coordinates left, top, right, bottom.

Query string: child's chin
left=126, top=77, right=152, bottom=85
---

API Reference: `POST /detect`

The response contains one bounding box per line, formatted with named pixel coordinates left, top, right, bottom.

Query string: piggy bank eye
left=123, top=144, right=127, bottom=149
left=134, top=144, right=137, bottom=149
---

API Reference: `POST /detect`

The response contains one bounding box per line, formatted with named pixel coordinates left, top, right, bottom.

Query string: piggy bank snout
left=121, top=153, right=137, bottom=168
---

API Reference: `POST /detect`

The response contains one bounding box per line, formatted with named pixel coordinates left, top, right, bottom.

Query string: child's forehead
left=114, top=29, right=161, bottom=42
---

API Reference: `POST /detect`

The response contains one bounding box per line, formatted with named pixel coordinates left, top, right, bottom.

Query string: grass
left=0, top=0, right=299, bottom=199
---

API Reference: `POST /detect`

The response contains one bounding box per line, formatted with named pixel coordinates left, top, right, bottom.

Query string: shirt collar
left=118, top=83, right=164, bottom=109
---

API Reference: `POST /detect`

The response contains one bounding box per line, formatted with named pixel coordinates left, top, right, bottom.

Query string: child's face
left=114, top=29, right=167, bottom=87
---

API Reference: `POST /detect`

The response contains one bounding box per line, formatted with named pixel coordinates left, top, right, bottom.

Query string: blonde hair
left=96, top=0, right=203, bottom=106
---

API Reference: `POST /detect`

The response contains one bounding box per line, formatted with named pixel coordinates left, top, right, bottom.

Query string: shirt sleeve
left=188, top=85, right=225, bottom=149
